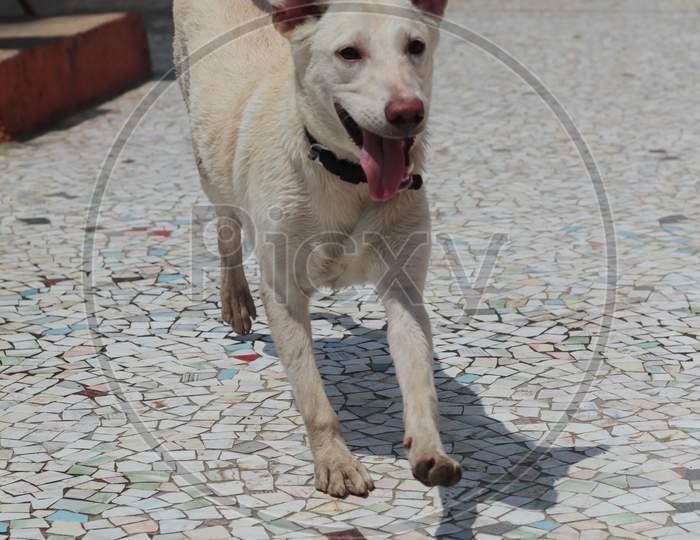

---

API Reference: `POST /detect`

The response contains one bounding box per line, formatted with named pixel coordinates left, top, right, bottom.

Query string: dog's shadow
left=261, top=312, right=606, bottom=539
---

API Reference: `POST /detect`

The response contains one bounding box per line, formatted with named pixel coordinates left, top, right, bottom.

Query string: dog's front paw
left=314, top=444, right=375, bottom=498
left=221, top=284, right=257, bottom=335
left=411, top=451, right=462, bottom=487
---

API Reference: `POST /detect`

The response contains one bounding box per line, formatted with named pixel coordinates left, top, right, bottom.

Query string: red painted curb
left=0, top=13, right=151, bottom=141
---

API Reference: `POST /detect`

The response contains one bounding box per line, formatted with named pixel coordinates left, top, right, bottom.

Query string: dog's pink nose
left=385, top=97, right=425, bottom=130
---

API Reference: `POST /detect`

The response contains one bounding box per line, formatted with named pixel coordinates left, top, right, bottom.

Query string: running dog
left=173, top=0, right=462, bottom=498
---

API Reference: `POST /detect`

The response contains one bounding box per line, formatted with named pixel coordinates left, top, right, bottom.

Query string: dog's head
left=272, top=0, right=447, bottom=201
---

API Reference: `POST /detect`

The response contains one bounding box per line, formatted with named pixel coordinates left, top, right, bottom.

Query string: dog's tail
left=172, top=14, right=191, bottom=112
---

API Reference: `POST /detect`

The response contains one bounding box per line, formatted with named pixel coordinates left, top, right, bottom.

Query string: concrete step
left=0, top=12, right=151, bottom=141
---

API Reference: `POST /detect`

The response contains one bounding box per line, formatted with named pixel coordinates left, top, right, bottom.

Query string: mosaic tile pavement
left=2, top=1, right=700, bottom=538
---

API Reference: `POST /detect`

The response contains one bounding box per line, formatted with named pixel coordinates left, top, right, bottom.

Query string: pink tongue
left=360, top=131, right=406, bottom=201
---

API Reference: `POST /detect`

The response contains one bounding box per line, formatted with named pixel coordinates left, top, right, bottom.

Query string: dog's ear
left=271, top=0, right=326, bottom=35
left=411, top=0, right=447, bottom=17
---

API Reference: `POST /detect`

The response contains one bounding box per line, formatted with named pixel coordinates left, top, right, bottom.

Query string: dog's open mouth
left=335, top=103, right=414, bottom=201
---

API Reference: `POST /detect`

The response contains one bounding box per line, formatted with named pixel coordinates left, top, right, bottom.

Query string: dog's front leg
left=382, top=284, right=462, bottom=487
left=260, top=282, right=374, bottom=498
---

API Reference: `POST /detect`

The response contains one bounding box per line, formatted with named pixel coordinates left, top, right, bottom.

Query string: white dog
left=174, top=0, right=462, bottom=498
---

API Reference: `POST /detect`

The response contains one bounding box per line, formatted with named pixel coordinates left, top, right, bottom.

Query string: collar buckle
left=304, top=127, right=423, bottom=191
left=308, top=142, right=326, bottom=162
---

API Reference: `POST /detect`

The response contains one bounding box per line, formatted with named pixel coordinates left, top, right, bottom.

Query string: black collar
left=305, top=128, right=423, bottom=191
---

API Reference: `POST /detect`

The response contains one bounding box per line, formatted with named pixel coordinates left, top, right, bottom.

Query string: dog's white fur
left=174, top=0, right=461, bottom=497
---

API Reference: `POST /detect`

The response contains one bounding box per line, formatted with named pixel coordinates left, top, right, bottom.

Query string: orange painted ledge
left=0, top=13, right=151, bottom=142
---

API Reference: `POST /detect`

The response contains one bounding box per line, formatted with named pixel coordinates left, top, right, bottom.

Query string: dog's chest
left=303, top=212, right=374, bottom=291
left=307, top=240, right=362, bottom=288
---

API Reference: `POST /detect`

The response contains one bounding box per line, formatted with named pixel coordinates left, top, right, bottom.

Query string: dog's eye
left=407, top=39, right=426, bottom=56
left=337, top=46, right=362, bottom=61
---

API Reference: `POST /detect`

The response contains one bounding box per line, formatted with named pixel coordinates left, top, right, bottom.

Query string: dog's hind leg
left=217, top=206, right=257, bottom=335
